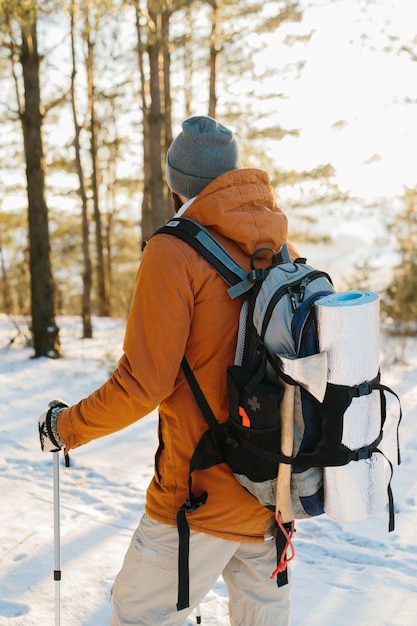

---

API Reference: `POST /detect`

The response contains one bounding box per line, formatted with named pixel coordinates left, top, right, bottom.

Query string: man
left=39, top=116, right=295, bottom=625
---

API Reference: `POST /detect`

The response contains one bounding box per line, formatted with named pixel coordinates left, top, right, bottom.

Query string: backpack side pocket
left=225, top=365, right=284, bottom=481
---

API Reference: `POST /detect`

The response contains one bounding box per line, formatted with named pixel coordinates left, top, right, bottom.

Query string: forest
left=0, top=0, right=416, bottom=357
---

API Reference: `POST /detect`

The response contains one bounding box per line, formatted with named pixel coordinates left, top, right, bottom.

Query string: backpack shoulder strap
left=155, top=217, right=292, bottom=299
left=181, top=356, right=226, bottom=449
left=155, top=217, right=246, bottom=288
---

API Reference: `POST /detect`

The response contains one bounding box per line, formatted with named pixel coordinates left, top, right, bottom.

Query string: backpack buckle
left=350, top=381, right=374, bottom=398
left=182, top=492, right=208, bottom=514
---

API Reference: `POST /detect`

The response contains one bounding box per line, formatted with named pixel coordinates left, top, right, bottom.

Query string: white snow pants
left=111, top=513, right=291, bottom=626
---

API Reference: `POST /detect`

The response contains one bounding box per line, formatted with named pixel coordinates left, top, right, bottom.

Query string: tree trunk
left=183, top=8, right=193, bottom=119
left=147, top=7, right=165, bottom=232
left=85, top=9, right=111, bottom=317
left=162, top=7, right=173, bottom=220
left=70, top=0, right=93, bottom=338
left=20, top=17, right=60, bottom=358
left=134, top=0, right=152, bottom=242
left=208, top=3, right=219, bottom=118
left=134, top=2, right=168, bottom=240
left=0, top=244, right=12, bottom=315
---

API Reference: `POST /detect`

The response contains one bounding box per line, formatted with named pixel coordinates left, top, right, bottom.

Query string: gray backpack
left=153, top=216, right=402, bottom=611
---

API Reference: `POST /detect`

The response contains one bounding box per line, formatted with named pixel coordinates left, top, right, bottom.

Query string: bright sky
left=263, top=0, right=417, bottom=200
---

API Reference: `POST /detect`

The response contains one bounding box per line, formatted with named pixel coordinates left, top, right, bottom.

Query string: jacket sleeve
left=57, top=235, right=195, bottom=451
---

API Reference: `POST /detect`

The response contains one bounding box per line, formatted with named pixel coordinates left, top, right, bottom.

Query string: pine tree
left=381, top=186, right=417, bottom=336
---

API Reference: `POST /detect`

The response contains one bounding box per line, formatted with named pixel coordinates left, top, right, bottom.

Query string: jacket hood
left=181, top=168, right=288, bottom=257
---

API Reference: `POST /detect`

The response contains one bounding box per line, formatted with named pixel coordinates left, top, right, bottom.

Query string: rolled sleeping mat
left=315, top=291, right=386, bottom=522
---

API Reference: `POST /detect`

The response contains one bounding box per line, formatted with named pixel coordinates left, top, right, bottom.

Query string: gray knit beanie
left=166, top=116, right=241, bottom=198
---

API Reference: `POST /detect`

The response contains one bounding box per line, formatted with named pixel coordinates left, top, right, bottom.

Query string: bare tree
left=70, top=0, right=93, bottom=337
left=208, top=0, right=219, bottom=117
left=84, top=3, right=111, bottom=316
left=0, top=234, right=12, bottom=316
left=133, top=0, right=178, bottom=240
left=4, top=2, right=60, bottom=357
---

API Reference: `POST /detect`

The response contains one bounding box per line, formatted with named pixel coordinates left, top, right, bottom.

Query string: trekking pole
left=196, top=603, right=201, bottom=624
left=53, top=451, right=61, bottom=626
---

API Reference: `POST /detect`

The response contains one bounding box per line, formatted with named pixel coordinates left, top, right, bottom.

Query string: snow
left=0, top=313, right=416, bottom=626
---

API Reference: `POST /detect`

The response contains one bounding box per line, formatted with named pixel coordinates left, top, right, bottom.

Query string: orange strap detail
left=238, top=405, right=251, bottom=428
left=270, top=512, right=296, bottom=580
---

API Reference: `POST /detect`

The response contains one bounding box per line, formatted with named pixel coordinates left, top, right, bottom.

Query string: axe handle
left=275, top=381, right=295, bottom=523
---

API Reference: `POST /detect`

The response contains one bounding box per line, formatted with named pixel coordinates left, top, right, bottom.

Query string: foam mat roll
left=315, top=291, right=386, bottom=522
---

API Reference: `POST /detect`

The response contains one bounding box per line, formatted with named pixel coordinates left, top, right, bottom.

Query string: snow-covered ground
left=0, top=313, right=415, bottom=626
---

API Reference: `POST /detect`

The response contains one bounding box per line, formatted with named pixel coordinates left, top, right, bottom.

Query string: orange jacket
left=58, top=168, right=297, bottom=544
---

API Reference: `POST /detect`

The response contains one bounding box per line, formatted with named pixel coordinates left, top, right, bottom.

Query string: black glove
left=38, top=399, right=68, bottom=453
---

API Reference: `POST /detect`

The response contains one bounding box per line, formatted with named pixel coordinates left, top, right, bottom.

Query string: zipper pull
left=299, top=277, right=310, bottom=303
left=287, top=287, right=297, bottom=312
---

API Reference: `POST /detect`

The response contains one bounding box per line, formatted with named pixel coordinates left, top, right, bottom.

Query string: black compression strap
left=235, top=434, right=293, bottom=465
left=375, top=448, right=395, bottom=532
left=377, top=382, right=402, bottom=465
left=274, top=521, right=291, bottom=587
left=176, top=477, right=209, bottom=611
left=176, top=507, right=191, bottom=611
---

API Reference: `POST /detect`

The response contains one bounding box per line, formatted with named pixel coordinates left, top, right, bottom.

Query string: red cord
left=270, top=512, right=295, bottom=580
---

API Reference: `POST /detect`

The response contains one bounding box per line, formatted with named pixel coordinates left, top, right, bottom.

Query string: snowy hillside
left=0, top=314, right=416, bottom=626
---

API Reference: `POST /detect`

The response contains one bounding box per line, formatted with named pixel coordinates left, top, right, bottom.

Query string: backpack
left=153, top=216, right=402, bottom=611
